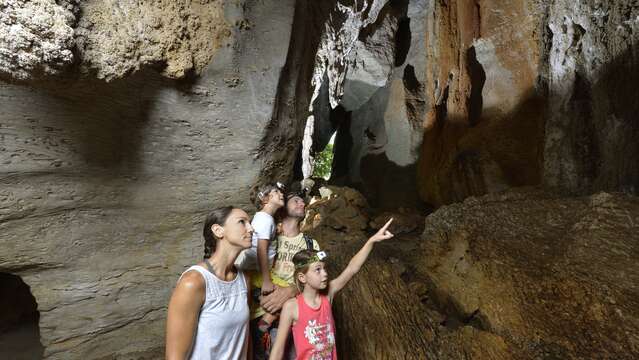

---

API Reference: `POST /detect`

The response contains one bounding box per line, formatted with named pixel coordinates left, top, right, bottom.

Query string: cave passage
left=0, top=273, right=44, bottom=360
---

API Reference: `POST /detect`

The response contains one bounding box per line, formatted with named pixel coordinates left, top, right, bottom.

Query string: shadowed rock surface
left=307, top=186, right=639, bottom=359
left=421, top=188, right=639, bottom=358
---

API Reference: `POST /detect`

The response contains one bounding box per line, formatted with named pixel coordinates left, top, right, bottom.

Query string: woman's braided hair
left=202, top=206, right=234, bottom=259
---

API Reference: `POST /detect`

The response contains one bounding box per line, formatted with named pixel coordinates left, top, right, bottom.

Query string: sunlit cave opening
left=312, top=132, right=336, bottom=180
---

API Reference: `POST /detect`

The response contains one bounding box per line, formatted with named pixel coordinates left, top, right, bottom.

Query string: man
left=256, top=186, right=320, bottom=359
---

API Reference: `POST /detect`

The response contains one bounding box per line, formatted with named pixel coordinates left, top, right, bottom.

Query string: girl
left=165, top=206, right=254, bottom=360
left=269, top=219, right=394, bottom=360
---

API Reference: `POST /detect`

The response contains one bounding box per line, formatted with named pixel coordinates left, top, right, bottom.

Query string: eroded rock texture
left=3, top=0, right=639, bottom=358
left=0, top=0, right=302, bottom=358
left=0, top=0, right=75, bottom=80
left=544, top=0, right=639, bottom=194
left=310, top=187, right=639, bottom=359
left=1, top=0, right=232, bottom=82
left=308, top=0, right=638, bottom=208
left=421, top=189, right=639, bottom=358
left=416, top=0, right=546, bottom=207
left=413, top=0, right=639, bottom=206
left=307, top=0, right=547, bottom=208
left=75, top=0, right=231, bottom=80
left=309, top=0, right=426, bottom=209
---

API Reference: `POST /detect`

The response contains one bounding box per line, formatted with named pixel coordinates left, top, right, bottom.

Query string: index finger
left=380, top=218, right=394, bottom=232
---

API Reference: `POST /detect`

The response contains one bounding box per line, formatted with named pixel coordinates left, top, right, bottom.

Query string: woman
left=166, top=206, right=254, bottom=360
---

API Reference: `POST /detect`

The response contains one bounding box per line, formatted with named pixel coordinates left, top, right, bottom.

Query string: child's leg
left=250, top=317, right=268, bottom=360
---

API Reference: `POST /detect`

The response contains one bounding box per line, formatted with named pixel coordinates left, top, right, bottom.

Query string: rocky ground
left=306, top=186, right=639, bottom=359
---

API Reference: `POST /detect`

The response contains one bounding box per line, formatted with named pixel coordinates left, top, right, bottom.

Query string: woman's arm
left=166, top=271, right=205, bottom=360
left=268, top=298, right=297, bottom=360
left=329, top=218, right=394, bottom=299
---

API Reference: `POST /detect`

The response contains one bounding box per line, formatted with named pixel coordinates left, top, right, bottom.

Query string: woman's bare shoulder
left=177, top=268, right=206, bottom=293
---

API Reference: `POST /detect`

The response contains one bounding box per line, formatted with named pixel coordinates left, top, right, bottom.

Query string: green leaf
left=312, top=143, right=334, bottom=180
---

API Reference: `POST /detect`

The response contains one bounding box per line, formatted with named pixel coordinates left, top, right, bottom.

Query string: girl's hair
left=292, top=249, right=319, bottom=291
left=202, top=206, right=235, bottom=259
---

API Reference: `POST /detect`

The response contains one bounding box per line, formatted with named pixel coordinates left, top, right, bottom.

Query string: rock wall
left=1, top=0, right=231, bottom=82
left=414, top=0, right=639, bottom=206
left=0, top=0, right=304, bottom=358
left=420, top=189, right=639, bottom=358
left=306, top=0, right=547, bottom=208
left=75, top=0, right=231, bottom=80
left=3, top=0, right=639, bottom=358
left=307, top=0, right=638, bottom=208
left=307, top=186, right=639, bottom=359
left=416, top=0, right=546, bottom=207
left=308, top=0, right=426, bottom=209
left=543, top=0, right=639, bottom=194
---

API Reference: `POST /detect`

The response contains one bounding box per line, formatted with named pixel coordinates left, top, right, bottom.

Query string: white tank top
left=179, top=265, right=249, bottom=360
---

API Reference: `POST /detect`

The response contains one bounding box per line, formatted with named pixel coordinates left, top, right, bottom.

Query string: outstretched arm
left=328, top=218, right=394, bottom=300
left=166, top=271, right=205, bottom=360
left=269, top=299, right=297, bottom=360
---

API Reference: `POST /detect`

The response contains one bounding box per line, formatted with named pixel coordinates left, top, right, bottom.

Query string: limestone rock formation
left=414, top=0, right=639, bottom=206
left=369, top=208, right=423, bottom=235
left=421, top=189, right=639, bottom=358
left=544, top=0, right=639, bottom=194
left=3, top=0, right=639, bottom=358
left=0, top=0, right=303, bottom=358
left=416, top=0, right=546, bottom=207
left=306, top=0, right=638, bottom=208
left=309, top=0, right=426, bottom=209
left=302, top=186, right=370, bottom=236
left=1, top=0, right=232, bottom=82
left=75, top=0, right=231, bottom=80
left=311, top=187, right=639, bottom=359
left=0, top=0, right=75, bottom=80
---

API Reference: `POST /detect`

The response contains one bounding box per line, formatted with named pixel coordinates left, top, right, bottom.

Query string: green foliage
left=313, top=143, right=334, bottom=180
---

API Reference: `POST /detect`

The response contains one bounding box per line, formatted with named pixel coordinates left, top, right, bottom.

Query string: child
left=235, top=183, right=288, bottom=334
left=269, top=219, right=394, bottom=360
